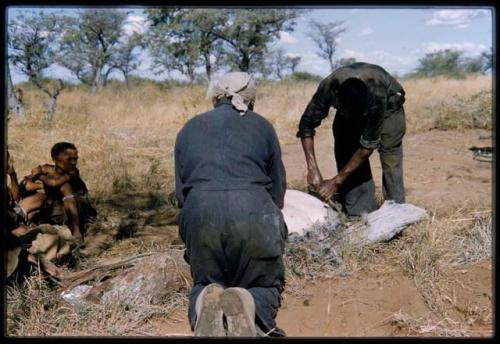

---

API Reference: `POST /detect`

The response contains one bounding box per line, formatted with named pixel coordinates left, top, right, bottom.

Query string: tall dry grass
left=8, top=74, right=492, bottom=198
left=402, top=74, right=492, bottom=133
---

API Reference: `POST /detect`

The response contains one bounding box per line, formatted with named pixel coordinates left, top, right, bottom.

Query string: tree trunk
left=205, top=63, right=212, bottom=84
left=203, top=52, right=212, bottom=83
left=276, top=66, right=283, bottom=80
left=91, top=67, right=103, bottom=95
left=46, top=96, right=57, bottom=122
left=7, top=65, right=26, bottom=120
left=328, top=56, right=335, bottom=73
left=32, top=78, right=63, bottom=122
left=124, top=72, right=130, bottom=89
left=240, top=53, right=250, bottom=72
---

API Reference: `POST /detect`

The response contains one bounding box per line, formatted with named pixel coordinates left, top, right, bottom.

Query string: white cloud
left=425, top=9, right=490, bottom=29
left=340, top=49, right=417, bottom=74
left=279, top=31, right=297, bottom=44
left=359, top=27, right=374, bottom=36
left=123, top=14, right=149, bottom=36
left=299, top=48, right=418, bottom=76
left=370, top=50, right=415, bottom=66
left=298, top=52, right=330, bottom=75
left=343, top=49, right=366, bottom=60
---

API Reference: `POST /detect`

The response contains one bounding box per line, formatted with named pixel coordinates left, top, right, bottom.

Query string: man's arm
left=317, top=147, right=374, bottom=201
left=38, top=173, right=71, bottom=188
left=297, top=77, right=335, bottom=189
left=60, top=182, right=82, bottom=243
left=25, top=164, right=69, bottom=188
left=21, top=178, right=44, bottom=192
left=300, top=137, right=323, bottom=189
left=297, top=78, right=335, bottom=139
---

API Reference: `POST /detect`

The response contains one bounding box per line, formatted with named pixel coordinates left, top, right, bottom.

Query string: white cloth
left=208, top=72, right=257, bottom=115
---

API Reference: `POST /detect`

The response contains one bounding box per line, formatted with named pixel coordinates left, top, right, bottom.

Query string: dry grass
left=6, top=275, right=188, bottom=336
left=6, top=74, right=493, bottom=336
left=402, top=74, right=492, bottom=133
left=394, top=208, right=492, bottom=320
left=388, top=310, right=469, bottom=336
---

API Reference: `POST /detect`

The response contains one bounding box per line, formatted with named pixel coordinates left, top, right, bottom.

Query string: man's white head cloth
left=208, top=72, right=257, bottom=115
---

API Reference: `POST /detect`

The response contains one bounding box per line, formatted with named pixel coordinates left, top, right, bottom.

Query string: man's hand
left=318, top=177, right=343, bottom=201
left=307, top=167, right=323, bottom=189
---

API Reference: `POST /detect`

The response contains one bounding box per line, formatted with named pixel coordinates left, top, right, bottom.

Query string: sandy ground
left=141, top=127, right=492, bottom=337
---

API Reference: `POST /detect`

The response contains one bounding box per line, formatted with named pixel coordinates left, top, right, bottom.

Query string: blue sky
left=7, top=6, right=494, bottom=84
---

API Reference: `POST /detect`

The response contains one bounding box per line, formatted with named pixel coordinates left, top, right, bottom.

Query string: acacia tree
left=146, top=8, right=225, bottom=83
left=461, top=55, right=485, bottom=74
left=308, top=19, right=346, bottom=72
left=148, top=27, right=200, bottom=83
left=214, top=9, right=302, bottom=73
left=414, top=49, right=464, bottom=78
left=107, top=32, right=144, bottom=87
left=58, top=9, right=127, bottom=94
left=266, top=47, right=294, bottom=80
left=8, top=11, right=64, bottom=121
left=146, top=8, right=301, bottom=81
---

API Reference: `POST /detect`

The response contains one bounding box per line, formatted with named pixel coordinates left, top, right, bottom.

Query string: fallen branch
left=61, top=252, right=155, bottom=290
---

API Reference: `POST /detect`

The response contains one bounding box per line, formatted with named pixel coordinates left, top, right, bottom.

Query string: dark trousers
left=333, top=106, right=406, bottom=216
left=178, top=189, right=287, bottom=337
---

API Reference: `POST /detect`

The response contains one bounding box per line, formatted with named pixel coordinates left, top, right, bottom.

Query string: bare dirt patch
left=123, top=128, right=493, bottom=337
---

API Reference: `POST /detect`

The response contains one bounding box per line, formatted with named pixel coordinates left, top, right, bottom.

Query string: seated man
left=23, top=142, right=97, bottom=245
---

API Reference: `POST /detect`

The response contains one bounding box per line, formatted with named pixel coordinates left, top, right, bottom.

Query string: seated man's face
left=55, top=148, right=79, bottom=175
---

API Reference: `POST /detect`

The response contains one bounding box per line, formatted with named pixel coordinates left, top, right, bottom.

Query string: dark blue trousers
left=178, top=189, right=287, bottom=337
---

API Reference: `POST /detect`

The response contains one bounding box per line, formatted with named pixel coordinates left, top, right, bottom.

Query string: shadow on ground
left=82, top=191, right=181, bottom=258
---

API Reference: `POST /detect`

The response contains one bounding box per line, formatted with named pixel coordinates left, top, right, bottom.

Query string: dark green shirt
left=296, top=62, right=405, bottom=149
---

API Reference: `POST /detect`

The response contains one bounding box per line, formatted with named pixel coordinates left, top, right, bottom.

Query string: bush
left=285, top=71, right=323, bottom=82
left=433, top=90, right=492, bottom=130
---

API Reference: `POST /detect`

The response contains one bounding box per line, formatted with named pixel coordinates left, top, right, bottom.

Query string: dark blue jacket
left=174, top=100, right=286, bottom=209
